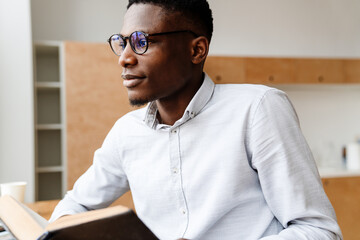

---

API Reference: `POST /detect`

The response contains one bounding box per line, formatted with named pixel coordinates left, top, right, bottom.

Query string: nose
left=118, top=44, right=138, bottom=68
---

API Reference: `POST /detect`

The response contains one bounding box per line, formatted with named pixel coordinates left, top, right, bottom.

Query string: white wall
left=31, top=0, right=360, bottom=58
left=31, top=0, right=127, bottom=43
left=0, top=0, right=35, bottom=202
left=276, top=85, right=360, bottom=168
left=30, top=0, right=360, bottom=168
left=209, top=0, right=360, bottom=57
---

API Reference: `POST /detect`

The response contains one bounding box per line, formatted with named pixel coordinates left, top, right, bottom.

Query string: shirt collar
left=143, top=73, right=215, bottom=129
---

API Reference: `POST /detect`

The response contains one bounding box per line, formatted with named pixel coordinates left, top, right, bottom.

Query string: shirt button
left=172, top=129, right=177, bottom=134
left=180, top=209, right=186, bottom=215
left=172, top=168, right=179, bottom=174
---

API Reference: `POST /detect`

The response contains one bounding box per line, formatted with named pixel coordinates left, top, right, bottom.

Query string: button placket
left=180, top=208, right=186, bottom=215
left=169, top=127, right=180, bottom=180
left=168, top=127, right=188, bottom=222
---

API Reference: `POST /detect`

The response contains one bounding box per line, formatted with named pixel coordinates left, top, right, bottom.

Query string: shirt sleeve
left=49, top=121, right=130, bottom=222
left=248, top=89, right=343, bottom=239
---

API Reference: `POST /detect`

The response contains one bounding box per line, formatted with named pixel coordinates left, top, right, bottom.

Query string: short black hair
left=127, top=0, right=213, bottom=42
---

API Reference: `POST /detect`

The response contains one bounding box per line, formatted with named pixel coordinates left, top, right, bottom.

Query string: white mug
left=0, top=181, right=27, bottom=203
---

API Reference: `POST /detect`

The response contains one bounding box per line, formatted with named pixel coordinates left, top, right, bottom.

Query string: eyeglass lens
left=109, top=35, right=123, bottom=56
left=131, top=32, right=147, bottom=54
left=110, top=31, right=148, bottom=56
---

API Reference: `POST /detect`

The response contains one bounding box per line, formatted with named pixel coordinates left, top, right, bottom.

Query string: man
left=50, top=0, right=343, bottom=239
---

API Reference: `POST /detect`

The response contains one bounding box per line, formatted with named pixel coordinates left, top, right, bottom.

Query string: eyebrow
left=120, top=29, right=148, bottom=36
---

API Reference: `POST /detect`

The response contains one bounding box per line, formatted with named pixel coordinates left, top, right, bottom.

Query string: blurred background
left=1, top=0, right=360, bottom=206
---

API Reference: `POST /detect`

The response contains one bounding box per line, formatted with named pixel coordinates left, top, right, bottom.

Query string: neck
left=156, top=72, right=204, bottom=126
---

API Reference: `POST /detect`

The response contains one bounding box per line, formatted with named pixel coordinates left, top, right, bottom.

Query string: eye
left=119, top=42, right=126, bottom=49
left=138, top=39, right=147, bottom=48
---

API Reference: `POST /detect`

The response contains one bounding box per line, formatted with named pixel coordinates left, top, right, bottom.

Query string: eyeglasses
left=107, top=30, right=198, bottom=56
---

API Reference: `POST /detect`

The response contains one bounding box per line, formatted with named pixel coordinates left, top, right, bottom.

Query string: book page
left=0, top=196, right=45, bottom=240
left=0, top=218, right=16, bottom=240
left=22, top=204, right=48, bottom=229
left=46, top=205, right=130, bottom=231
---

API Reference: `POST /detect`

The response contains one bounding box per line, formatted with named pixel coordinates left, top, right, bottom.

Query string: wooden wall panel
left=244, top=58, right=295, bottom=84
left=344, top=59, right=360, bottom=83
left=204, top=56, right=246, bottom=83
left=322, top=177, right=360, bottom=240
left=205, top=56, right=360, bottom=84
left=294, top=59, right=345, bottom=83
left=64, top=41, right=138, bottom=209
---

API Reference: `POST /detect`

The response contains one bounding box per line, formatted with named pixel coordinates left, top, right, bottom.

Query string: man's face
left=119, top=4, right=194, bottom=106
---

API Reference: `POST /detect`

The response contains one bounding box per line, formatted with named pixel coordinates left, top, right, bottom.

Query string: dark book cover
left=38, top=210, right=158, bottom=240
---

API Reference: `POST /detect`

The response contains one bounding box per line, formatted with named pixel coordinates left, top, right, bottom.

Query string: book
left=0, top=195, right=158, bottom=240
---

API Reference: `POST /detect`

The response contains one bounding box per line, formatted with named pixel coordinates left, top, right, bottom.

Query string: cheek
left=163, top=48, right=193, bottom=75
left=142, top=41, right=192, bottom=81
left=145, top=54, right=184, bottom=77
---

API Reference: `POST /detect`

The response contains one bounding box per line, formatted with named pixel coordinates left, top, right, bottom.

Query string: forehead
left=121, top=4, right=176, bottom=35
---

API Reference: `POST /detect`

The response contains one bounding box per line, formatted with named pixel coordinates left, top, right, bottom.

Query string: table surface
left=24, top=191, right=135, bottom=221
left=26, top=200, right=60, bottom=221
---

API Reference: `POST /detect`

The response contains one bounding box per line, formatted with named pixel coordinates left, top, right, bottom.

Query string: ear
left=191, top=36, right=209, bottom=65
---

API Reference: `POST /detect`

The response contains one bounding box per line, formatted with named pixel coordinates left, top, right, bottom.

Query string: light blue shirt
left=50, top=74, right=342, bottom=239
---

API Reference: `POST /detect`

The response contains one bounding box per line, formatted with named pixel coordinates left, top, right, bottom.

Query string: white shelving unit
left=33, top=41, right=66, bottom=201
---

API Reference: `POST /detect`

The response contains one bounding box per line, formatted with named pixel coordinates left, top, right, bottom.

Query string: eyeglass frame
left=107, top=30, right=199, bottom=56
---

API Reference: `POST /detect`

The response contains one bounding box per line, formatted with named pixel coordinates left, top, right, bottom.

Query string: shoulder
left=208, top=84, right=295, bottom=125
left=215, top=83, right=277, bottom=96
left=212, top=83, right=286, bottom=105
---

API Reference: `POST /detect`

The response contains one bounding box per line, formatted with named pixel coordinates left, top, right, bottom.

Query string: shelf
left=35, top=45, right=60, bottom=83
left=319, top=168, right=360, bottom=178
left=34, top=42, right=66, bottom=202
left=36, top=124, right=62, bottom=130
left=38, top=172, right=62, bottom=200
left=37, top=130, right=61, bottom=167
left=36, top=88, right=61, bottom=124
left=36, top=166, right=64, bottom=173
left=36, top=82, right=61, bottom=89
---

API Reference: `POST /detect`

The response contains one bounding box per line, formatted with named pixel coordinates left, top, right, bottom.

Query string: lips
left=121, top=74, right=146, bottom=88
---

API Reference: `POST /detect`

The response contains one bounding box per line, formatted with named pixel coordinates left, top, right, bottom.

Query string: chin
left=129, top=98, right=150, bottom=107
left=127, top=90, right=159, bottom=107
